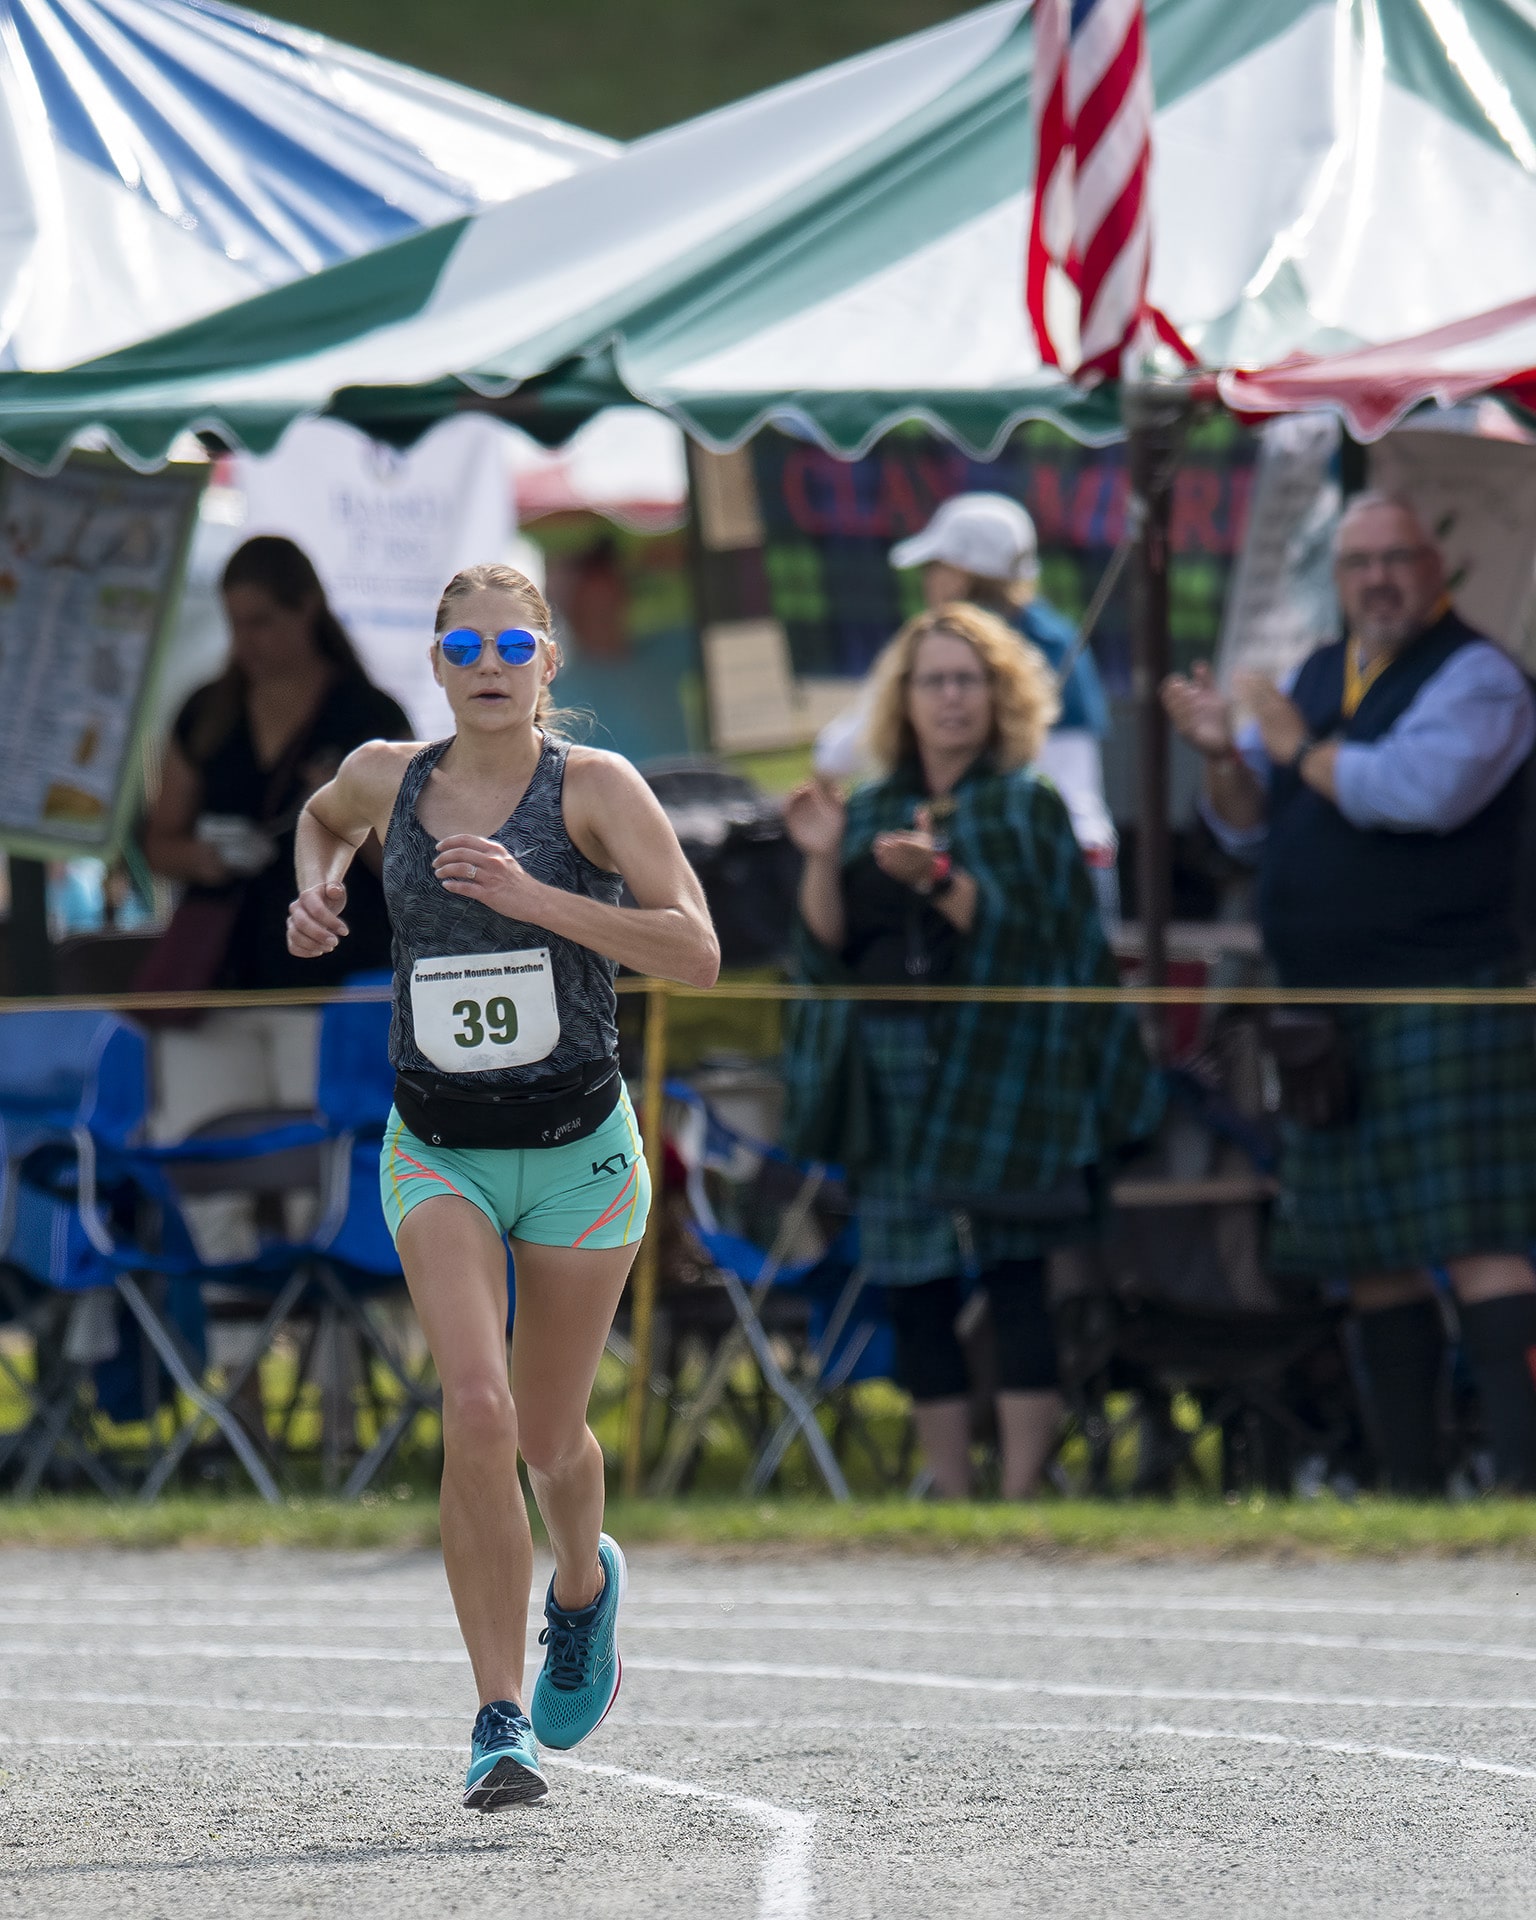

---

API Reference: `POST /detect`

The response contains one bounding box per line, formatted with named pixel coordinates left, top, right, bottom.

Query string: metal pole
left=6, top=856, right=54, bottom=996
left=622, top=979, right=670, bottom=1495
left=1123, top=385, right=1186, bottom=1010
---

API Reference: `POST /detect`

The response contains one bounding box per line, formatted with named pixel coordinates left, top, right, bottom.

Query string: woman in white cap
left=814, top=492, right=1119, bottom=923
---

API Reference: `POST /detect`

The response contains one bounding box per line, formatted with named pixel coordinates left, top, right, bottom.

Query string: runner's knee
left=517, top=1415, right=594, bottom=1478
left=441, top=1377, right=517, bottom=1453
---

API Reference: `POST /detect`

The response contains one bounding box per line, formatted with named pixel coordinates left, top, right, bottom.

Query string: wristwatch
left=1287, top=736, right=1318, bottom=774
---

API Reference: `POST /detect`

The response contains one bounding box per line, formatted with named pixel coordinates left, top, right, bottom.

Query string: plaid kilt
left=1270, top=1000, right=1536, bottom=1276
left=854, top=1012, right=1092, bottom=1285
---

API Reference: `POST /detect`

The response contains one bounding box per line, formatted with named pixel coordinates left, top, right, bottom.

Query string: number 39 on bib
left=410, top=949, right=561, bottom=1073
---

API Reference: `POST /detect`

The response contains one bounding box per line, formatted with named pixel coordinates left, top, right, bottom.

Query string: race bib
left=410, top=949, right=560, bottom=1074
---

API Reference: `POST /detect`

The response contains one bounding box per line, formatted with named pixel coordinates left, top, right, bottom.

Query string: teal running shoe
left=463, top=1699, right=547, bottom=1812
left=530, top=1532, right=627, bottom=1750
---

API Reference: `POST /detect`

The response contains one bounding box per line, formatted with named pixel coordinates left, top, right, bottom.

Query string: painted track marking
left=0, top=1733, right=813, bottom=1920
left=12, top=1620, right=1536, bottom=1662
left=6, top=1717, right=1532, bottom=1796
left=14, top=1677, right=1536, bottom=1717
left=9, top=1588, right=1536, bottom=1624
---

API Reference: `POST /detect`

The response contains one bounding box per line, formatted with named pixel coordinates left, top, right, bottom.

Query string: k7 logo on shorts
left=592, top=1152, right=629, bottom=1177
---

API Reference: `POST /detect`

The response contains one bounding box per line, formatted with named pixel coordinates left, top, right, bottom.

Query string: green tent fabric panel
left=0, top=219, right=469, bottom=474
left=654, top=385, right=1125, bottom=459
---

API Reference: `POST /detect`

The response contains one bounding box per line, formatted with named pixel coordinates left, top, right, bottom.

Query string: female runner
left=286, top=563, right=718, bottom=1811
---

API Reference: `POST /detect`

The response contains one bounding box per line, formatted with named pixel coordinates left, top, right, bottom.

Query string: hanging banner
left=0, top=456, right=203, bottom=860
left=750, top=419, right=1258, bottom=690
left=1215, top=414, right=1341, bottom=689
left=238, top=415, right=517, bottom=736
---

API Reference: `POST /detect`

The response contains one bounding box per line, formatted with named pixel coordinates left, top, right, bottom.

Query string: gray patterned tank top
left=382, top=734, right=622, bottom=1088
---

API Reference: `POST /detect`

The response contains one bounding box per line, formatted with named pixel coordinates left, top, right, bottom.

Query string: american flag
left=1026, top=0, right=1171, bottom=381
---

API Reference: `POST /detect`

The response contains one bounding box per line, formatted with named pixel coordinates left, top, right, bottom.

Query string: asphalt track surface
left=1, top=1547, right=1535, bottom=1918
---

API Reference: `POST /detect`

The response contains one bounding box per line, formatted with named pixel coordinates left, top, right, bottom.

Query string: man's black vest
left=1258, top=610, right=1530, bottom=987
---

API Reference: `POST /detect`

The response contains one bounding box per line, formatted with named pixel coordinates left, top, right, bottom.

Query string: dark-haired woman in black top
left=144, top=535, right=410, bottom=990
left=141, top=535, right=409, bottom=1150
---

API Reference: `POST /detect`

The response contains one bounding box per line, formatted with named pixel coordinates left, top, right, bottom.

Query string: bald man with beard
left=1163, top=494, right=1536, bottom=1495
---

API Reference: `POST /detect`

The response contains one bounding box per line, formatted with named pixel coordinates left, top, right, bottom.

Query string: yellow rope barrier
left=5, top=979, right=1535, bottom=1013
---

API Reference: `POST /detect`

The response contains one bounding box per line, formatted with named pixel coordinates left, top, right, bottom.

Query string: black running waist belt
left=393, top=1061, right=621, bottom=1151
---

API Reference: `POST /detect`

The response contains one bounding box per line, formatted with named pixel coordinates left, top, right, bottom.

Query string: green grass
left=7, top=1493, right=1536, bottom=1557
left=271, top=1, right=974, bottom=139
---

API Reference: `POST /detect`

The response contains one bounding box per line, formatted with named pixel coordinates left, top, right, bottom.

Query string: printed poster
left=0, top=457, right=203, bottom=859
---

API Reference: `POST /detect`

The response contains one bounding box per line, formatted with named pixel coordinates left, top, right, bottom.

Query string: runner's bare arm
left=432, top=750, right=720, bottom=988
left=288, top=741, right=418, bottom=959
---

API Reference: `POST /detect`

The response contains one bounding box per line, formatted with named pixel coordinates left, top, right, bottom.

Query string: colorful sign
left=750, top=417, right=1259, bottom=688
left=0, top=457, right=203, bottom=860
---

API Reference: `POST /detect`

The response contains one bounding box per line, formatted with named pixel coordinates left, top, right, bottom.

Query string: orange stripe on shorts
left=572, top=1162, right=639, bottom=1249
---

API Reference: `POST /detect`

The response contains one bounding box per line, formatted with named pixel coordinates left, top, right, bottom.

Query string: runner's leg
left=397, top=1194, right=530, bottom=1707
left=510, top=1239, right=636, bottom=1610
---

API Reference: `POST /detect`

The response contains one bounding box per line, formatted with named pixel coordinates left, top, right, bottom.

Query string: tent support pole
left=6, top=856, right=53, bottom=996
left=1123, top=385, right=1186, bottom=1024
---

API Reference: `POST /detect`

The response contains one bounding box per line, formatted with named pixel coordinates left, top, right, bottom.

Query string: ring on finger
left=467, top=863, right=477, bottom=881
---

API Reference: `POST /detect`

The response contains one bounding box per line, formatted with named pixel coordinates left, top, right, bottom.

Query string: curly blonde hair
left=862, top=602, right=1061, bottom=774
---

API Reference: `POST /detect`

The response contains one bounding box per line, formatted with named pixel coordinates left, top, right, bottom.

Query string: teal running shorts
left=380, top=1085, right=650, bottom=1250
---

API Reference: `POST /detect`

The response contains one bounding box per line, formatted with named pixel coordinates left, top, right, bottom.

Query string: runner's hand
left=287, top=882, right=348, bottom=958
left=434, top=834, right=540, bottom=918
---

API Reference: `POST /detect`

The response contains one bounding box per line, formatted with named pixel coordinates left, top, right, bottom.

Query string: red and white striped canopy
left=1214, top=293, right=1536, bottom=442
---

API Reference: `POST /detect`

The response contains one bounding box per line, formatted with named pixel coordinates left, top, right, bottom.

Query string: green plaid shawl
left=781, top=760, right=1163, bottom=1197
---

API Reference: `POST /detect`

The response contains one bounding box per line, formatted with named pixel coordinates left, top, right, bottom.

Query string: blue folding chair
left=651, top=1079, right=892, bottom=1500
left=292, top=982, right=446, bottom=1497
left=0, top=1008, right=329, bottom=1501
left=0, top=1141, right=125, bottom=1496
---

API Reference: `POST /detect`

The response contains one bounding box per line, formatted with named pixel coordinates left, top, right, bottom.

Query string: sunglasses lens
left=495, top=629, right=539, bottom=665
left=440, top=629, right=483, bottom=667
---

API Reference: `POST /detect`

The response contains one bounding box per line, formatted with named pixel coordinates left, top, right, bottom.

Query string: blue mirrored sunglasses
left=439, top=626, right=541, bottom=668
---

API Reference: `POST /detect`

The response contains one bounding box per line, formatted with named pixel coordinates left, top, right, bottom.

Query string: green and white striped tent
left=4, top=0, right=1536, bottom=472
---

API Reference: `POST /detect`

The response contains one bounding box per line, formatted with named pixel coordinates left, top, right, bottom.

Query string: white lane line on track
left=552, top=1757, right=814, bottom=1920
left=857, top=1716, right=1536, bottom=1784
left=14, top=1621, right=1536, bottom=1663
left=599, top=1592, right=1536, bottom=1624
left=0, top=1734, right=814, bottom=1920
left=6, top=1718, right=1532, bottom=1799
left=1133, top=1721, right=1536, bottom=1781
left=9, top=1587, right=1536, bottom=1625
left=27, top=1609, right=1536, bottom=1651
left=621, top=1652, right=1536, bottom=1704
left=13, top=1678, right=1536, bottom=1719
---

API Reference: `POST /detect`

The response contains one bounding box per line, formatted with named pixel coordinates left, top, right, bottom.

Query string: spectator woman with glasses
left=783, top=604, right=1161, bottom=1499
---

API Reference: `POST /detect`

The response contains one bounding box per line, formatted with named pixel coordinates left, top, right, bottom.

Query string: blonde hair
left=863, top=602, right=1060, bottom=775
left=434, top=562, right=577, bottom=736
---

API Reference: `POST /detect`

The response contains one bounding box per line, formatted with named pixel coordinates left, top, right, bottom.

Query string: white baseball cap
left=889, top=492, right=1039, bottom=584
